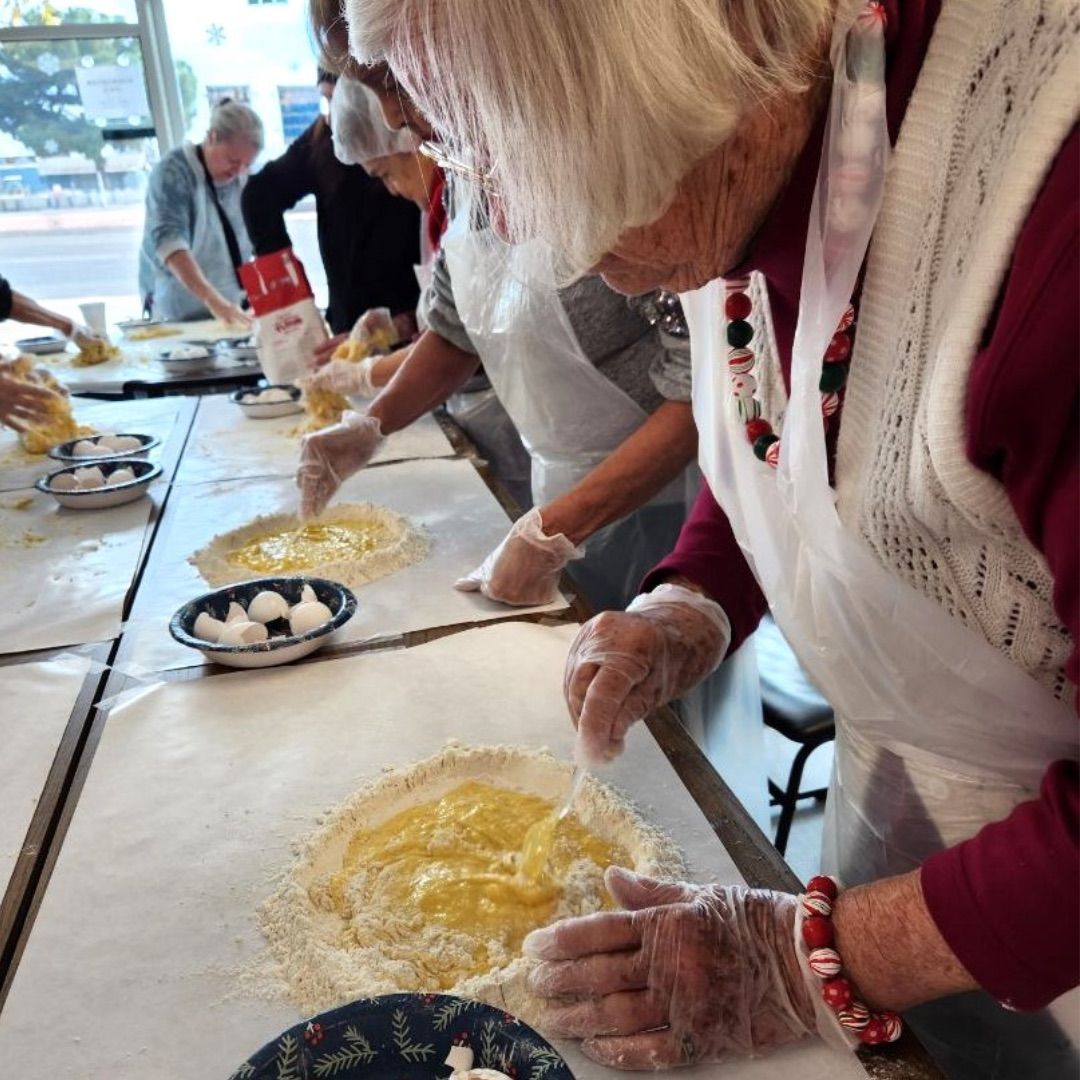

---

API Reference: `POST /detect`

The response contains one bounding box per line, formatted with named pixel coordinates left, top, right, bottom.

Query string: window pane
left=0, top=31, right=158, bottom=332
left=3, top=0, right=138, bottom=29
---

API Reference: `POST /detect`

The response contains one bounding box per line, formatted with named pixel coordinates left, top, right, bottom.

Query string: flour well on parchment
left=189, top=501, right=429, bottom=589
left=248, top=743, right=683, bottom=1026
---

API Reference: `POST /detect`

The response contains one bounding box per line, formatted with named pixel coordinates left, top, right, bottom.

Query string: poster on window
left=75, top=64, right=150, bottom=123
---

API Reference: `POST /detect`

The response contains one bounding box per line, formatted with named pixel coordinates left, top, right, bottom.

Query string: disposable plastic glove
left=65, top=323, right=104, bottom=350
left=564, top=583, right=730, bottom=764
left=0, top=362, right=62, bottom=431
left=296, top=411, right=384, bottom=519
left=300, top=357, right=380, bottom=400
left=454, top=506, right=582, bottom=606
left=524, top=868, right=826, bottom=1070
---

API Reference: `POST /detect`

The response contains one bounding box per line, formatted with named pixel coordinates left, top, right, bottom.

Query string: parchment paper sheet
left=0, top=623, right=862, bottom=1080
left=0, top=396, right=185, bottom=494
left=172, top=393, right=455, bottom=487
left=0, top=653, right=91, bottom=895
left=122, top=457, right=566, bottom=672
left=0, top=486, right=156, bottom=654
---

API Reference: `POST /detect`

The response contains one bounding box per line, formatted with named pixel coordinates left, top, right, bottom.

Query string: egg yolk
left=325, top=780, right=626, bottom=988
left=226, top=520, right=394, bottom=574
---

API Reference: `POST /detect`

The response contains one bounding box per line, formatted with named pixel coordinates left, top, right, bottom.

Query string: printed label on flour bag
left=239, top=248, right=327, bottom=385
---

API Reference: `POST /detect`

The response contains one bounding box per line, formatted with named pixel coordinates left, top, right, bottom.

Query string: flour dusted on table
left=254, top=744, right=682, bottom=1024
left=190, top=502, right=430, bottom=589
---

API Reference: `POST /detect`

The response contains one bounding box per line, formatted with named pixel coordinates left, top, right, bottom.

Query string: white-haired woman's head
left=346, top=0, right=833, bottom=281
left=203, top=99, right=264, bottom=183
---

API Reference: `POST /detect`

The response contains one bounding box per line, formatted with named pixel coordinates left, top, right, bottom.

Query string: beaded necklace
left=724, top=279, right=855, bottom=468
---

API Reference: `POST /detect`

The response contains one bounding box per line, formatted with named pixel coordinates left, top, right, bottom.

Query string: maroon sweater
left=644, top=1, right=1079, bottom=1011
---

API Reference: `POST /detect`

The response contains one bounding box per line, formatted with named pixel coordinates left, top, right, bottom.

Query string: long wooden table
left=0, top=393, right=941, bottom=1079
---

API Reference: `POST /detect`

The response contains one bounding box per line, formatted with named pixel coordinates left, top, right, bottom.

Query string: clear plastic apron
left=681, top=5, right=1077, bottom=1076
left=444, top=199, right=694, bottom=609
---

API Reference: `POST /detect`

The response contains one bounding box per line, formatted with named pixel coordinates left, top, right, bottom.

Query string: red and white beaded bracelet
left=801, top=875, right=903, bottom=1046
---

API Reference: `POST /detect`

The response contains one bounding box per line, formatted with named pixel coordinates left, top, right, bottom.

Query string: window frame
left=0, top=0, right=185, bottom=152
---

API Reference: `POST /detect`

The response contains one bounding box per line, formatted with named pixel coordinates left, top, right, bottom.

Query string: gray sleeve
left=416, top=248, right=479, bottom=356
left=147, top=152, right=195, bottom=262
left=560, top=277, right=692, bottom=410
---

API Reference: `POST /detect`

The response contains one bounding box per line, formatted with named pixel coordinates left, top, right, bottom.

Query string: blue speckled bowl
left=48, top=432, right=160, bottom=462
left=36, top=458, right=161, bottom=510
left=169, top=576, right=356, bottom=669
left=230, top=993, right=574, bottom=1080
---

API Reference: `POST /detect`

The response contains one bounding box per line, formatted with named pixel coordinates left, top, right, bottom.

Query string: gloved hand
left=354, top=306, right=398, bottom=352
left=0, top=362, right=62, bottom=431
left=64, top=322, right=104, bottom=350
left=454, top=507, right=582, bottom=606
left=296, top=411, right=384, bottom=519
left=565, top=583, right=730, bottom=763
left=524, top=868, right=825, bottom=1069
left=300, top=357, right=380, bottom=400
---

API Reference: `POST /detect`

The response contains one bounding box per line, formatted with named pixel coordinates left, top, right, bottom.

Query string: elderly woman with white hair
left=138, top=99, right=263, bottom=324
left=346, top=0, right=1079, bottom=1077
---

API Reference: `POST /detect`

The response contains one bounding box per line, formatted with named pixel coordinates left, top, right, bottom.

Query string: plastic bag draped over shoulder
left=330, top=77, right=417, bottom=168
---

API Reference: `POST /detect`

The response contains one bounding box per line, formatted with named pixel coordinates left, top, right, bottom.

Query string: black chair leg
left=773, top=739, right=822, bottom=857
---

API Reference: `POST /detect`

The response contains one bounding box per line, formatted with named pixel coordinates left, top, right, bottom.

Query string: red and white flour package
left=239, top=248, right=327, bottom=385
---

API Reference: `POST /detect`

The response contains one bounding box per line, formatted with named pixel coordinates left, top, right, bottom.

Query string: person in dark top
left=241, top=71, right=421, bottom=336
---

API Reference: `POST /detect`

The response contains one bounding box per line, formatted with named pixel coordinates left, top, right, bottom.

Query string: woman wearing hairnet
left=296, top=70, right=701, bottom=614
left=346, top=0, right=1079, bottom=1076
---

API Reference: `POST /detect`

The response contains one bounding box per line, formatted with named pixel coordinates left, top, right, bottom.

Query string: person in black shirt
left=241, top=71, right=421, bottom=337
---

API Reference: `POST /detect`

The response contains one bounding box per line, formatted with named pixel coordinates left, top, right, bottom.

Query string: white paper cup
left=79, top=301, right=107, bottom=335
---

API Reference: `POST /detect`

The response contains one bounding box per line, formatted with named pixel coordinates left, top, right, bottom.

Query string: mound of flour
left=254, top=743, right=683, bottom=1025
left=190, top=501, right=429, bottom=589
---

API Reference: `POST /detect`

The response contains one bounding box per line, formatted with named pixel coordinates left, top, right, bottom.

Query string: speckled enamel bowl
left=229, top=383, right=304, bottom=419
left=49, top=432, right=160, bottom=463
left=36, top=458, right=161, bottom=510
left=169, top=576, right=357, bottom=669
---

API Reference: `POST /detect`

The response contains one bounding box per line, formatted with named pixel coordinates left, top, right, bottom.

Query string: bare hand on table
left=564, top=583, right=730, bottom=763
left=0, top=362, right=63, bottom=431
left=525, top=868, right=817, bottom=1069
left=313, top=332, right=348, bottom=368
left=206, top=295, right=251, bottom=330
left=295, top=411, right=384, bottom=518
left=454, top=507, right=582, bottom=606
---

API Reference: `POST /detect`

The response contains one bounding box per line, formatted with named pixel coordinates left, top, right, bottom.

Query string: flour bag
left=239, top=248, right=327, bottom=385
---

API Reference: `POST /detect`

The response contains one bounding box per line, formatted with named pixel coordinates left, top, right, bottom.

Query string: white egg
left=225, top=600, right=247, bottom=623
left=105, top=434, right=142, bottom=452
left=289, top=600, right=333, bottom=636
left=259, top=387, right=292, bottom=403
left=73, top=465, right=105, bottom=489
left=50, top=472, right=79, bottom=491
left=247, top=589, right=290, bottom=624
left=108, top=467, right=136, bottom=486
left=218, top=620, right=269, bottom=646
left=241, top=393, right=258, bottom=404
left=72, top=439, right=100, bottom=457
left=193, top=611, right=225, bottom=643
left=300, top=583, right=317, bottom=605
left=165, top=345, right=210, bottom=360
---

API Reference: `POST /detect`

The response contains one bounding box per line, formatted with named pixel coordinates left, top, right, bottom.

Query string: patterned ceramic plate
left=230, top=994, right=574, bottom=1080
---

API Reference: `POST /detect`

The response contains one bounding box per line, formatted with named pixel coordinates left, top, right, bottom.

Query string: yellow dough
left=71, top=339, right=121, bottom=367
left=326, top=780, right=626, bottom=989
left=8, top=358, right=90, bottom=453
left=225, top=519, right=397, bottom=575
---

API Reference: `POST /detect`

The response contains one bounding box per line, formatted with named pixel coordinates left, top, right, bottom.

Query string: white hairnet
left=330, top=77, right=417, bottom=167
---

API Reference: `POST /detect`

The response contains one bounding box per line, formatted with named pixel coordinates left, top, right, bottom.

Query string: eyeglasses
left=418, top=139, right=499, bottom=194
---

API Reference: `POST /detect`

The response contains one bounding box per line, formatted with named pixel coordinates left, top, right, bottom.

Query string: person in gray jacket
left=138, top=100, right=262, bottom=323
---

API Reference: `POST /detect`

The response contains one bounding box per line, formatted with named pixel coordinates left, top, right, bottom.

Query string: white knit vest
left=756, top=0, right=1079, bottom=702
